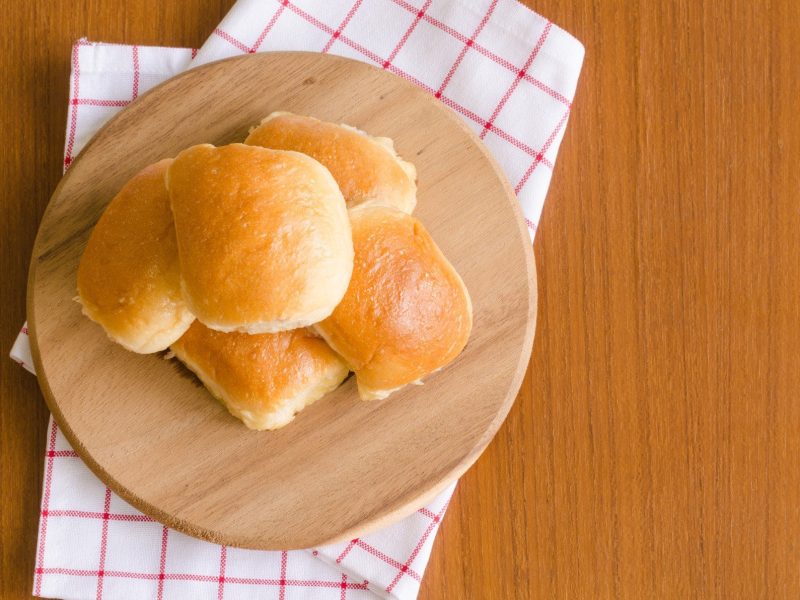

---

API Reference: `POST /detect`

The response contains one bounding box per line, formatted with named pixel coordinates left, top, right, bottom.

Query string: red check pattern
left=196, top=0, right=584, bottom=229
left=34, top=419, right=453, bottom=599
left=13, top=2, right=583, bottom=598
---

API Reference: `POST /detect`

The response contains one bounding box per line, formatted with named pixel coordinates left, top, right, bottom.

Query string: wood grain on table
left=2, top=0, right=798, bottom=598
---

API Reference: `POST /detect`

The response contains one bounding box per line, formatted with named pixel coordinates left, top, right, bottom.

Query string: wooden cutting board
left=27, top=52, right=537, bottom=550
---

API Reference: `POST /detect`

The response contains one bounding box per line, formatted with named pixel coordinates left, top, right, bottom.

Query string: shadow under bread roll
left=76, top=159, right=195, bottom=353
left=170, top=321, right=349, bottom=430
left=245, top=111, right=417, bottom=213
left=314, top=205, right=472, bottom=400
left=166, top=143, right=353, bottom=334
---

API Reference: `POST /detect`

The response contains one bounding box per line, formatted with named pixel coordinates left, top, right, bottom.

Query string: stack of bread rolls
left=77, top=112, right=472, bottom=430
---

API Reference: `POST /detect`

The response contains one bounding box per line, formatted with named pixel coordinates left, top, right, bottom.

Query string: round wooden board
left=28, top=52, right=537, bottom=550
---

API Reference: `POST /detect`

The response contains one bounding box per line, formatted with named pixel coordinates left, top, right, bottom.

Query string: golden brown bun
left=245, top=112, right=417, bottom=213
left=77, top=159, right=194, bottom=353
left=171, top=321, right=349, bottom=430
left=166, top=143, right=353, bottom=334
left=314, top=205, right=472, bottom=400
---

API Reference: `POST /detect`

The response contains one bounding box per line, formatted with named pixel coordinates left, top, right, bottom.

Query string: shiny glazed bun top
left=245, top=112, right=417, bottom=213
left=166, top=143, right=354, bottom=334
left=77, top=158, right=194, bottom=353
left=315, top=204, right=472, bottom=400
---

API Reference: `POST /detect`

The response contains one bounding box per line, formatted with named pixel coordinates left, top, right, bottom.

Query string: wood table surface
left=2, top=1, right=798, bottom=598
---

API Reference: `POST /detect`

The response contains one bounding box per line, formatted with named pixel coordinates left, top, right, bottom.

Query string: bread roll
left=166, top=143, right=353, bottom=334
left=245, top=112, right=417, bottom=213
left=77, top=159, right=194, bottom=353
left=314, top=205, right=472, bottom=400
left=171, top=321, right=349, bottom=430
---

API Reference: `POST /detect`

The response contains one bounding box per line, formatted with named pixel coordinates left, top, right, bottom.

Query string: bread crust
left=171, top=321, right=349, bottom=430
left=166, top=143, right=353, bottom=333
left=77, top=159, right=195, bottom=353
left=314, top=205, right=472, bottom=400
left=246, top=112, right=417, bottom=213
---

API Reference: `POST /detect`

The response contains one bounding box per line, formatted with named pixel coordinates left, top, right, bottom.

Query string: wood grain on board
left=28, top=52, right=536, bottom=550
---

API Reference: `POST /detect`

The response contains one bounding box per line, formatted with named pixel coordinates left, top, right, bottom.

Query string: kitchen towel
left=11, top=1, right=584, bottom=598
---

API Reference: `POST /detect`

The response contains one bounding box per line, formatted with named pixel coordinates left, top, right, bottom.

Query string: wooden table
left=2, top=1, right=798, bottom=598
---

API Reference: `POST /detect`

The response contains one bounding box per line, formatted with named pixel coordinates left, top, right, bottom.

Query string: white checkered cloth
left=11, top=1, right=583, bottom=598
